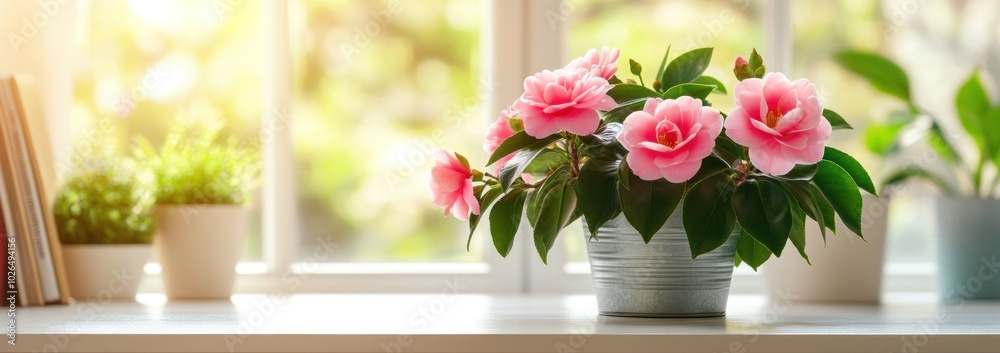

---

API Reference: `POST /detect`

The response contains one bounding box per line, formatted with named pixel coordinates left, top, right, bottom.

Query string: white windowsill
left=10, top=293, right=999, bottom=353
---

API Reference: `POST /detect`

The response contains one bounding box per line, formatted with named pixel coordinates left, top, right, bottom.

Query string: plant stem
left=974, top=157, right=985, bottom=198
left=637, top=75, right=645, bottom=87
left=565, top=133, right=581, bottom=177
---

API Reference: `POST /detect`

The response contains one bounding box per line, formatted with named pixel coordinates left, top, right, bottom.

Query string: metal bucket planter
left=584, top=209, right=739, bottom=317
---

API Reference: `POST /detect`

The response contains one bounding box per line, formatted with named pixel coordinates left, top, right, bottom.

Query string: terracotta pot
left=154, top=205, right=248, bottom=299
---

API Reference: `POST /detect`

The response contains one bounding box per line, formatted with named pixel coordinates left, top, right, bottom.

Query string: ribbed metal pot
left=584, top=209, right=739, bottom=317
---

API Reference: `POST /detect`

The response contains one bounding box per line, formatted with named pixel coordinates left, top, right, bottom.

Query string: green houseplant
left=54, top=155, right=155, bottom=299
left=431, top=47, right=876, bottom=317
left=135, top=113, right=261, bottom=299
left=835, top=50, right=1000, bottom=300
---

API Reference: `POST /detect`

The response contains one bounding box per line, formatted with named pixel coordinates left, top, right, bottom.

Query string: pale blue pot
left=936, top=197, right=1000, bottom=301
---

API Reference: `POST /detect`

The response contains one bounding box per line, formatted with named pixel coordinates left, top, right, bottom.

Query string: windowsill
left=11, top=293, right=999, bottom=353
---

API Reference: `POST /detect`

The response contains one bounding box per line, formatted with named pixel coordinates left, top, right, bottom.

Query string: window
left=57, top=0, right=993, bottom=294
left=288, top=0, right=486, bottom=263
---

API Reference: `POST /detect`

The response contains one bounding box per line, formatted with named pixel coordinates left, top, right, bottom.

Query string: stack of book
left=1, top=76, right=69, bottom=305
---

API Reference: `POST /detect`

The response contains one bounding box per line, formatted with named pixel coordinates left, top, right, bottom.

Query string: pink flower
left=724, top=73, right=831, bottom=175
left=513, top=68, right=616, bottom=138
left=429, top=149, right=480, bottom=221
left=618, top=96, right=724, bottom=183
left=566, top=46, right=620, bottom=80
left=484, top=108, right=518, bottom=175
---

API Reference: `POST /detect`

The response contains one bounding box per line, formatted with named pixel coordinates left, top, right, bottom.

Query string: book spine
left=0, top=84, right=58, bottom=303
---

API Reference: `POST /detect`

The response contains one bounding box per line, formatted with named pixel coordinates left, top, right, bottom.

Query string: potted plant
left=54, top=155, right=156, bottom=299
left=135, top=115, right=260, bottom=299
left=430, top=47, right=875, bottom=317
left=834, top=50, right=1000, bottom=300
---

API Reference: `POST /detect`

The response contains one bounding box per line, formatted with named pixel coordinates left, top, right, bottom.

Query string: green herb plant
left=133, top=112, right=261, bottom=205
left=54, top=156, right=156, bottom=244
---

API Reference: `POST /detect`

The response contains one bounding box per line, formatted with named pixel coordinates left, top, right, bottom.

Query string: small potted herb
left=54, top=155, right=155, bottom=299
left=135, top=114, right=260, bottom=299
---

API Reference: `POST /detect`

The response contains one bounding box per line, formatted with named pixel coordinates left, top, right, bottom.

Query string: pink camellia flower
left=724, top=72, right=831, bottom=175
left=484, top=107, right=518, bottom=175
left=618, top=96, right=724, bottom=183
left=429, top=149, right=480, bottom=221
left=566, top=46, right=620, bottom=80
left=513, top=68, right=616, bottom=138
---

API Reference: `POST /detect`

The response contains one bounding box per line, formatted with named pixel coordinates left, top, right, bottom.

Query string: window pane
left=791, top=0, right=1000, bottom=265
left=290, top=0, right=485, bottom=262
left=565, top=0, right=764, bottom=263
left=73, top=0, right=264, bottom=261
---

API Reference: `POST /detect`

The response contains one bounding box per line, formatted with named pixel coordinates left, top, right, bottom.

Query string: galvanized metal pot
left=584, top=209, right=739, bottom=317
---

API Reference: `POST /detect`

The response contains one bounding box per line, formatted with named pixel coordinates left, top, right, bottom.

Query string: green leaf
left=955, top=70, right=992, bottom=160
left=734, top=251, right=743, bottom=267
left=617, top=157, right=632, bottom=190
left=713, top=133, right=746, bottom=162
left=468, top=186, right=504, bottom=250
left=882, top=167, right=957, bottom=196
left=689, top=155, right=730, bottom=185
left=629, top=59, right=642, bottom=76
left=822, top=109, right=853, bottom=130
left=603, top=98, right=648, bottom=124
left=607, top=84, right=660, bottom=104
left=693, top=75, right=727, bottom=94
left=777, top=180, right=829, bottom=241
left=499, top=142, right=558, bottom=191
left=822, top=147, right=877, bottom=196
left=662, top=83, right=716, bottom=101
left=736, top=229, right=771, bottom=271
left=578, top=123, right=626, bottom=160
left=683, top=173, right=737, bottom=258
left=787, top=193, right=810, bottom=265
left=618, top=169, right=685, bottom=243
left=576, top=159, right=622, bottom=239
left=608, top=75, right=622, bottom=85
left=522, top=149, right=569, bottom=175
left=533, top=178, right=579, bottom=264
left=813, top=160, right=864, bottom=237
left=772, top=164, right=818, bottom=181
left=528, top=165, right=572, bottom=226
left=748, top=48, right=763, bottom=70
left=488, top=131, right=558, bottom=166
left=865, top=121, right=907, bottom=155
left=809, top=183, right=837, bottom=236
left=489, top=189, right=528, bottom=257
left=833, top=50, right=911, bottom=102
left=661, top=48, right=714, bottom=90
left=732, top=179, right=791, bottom=256
left=655, top=46, right=671, bottom=88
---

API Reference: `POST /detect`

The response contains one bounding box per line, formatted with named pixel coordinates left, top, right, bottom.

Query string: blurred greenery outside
left=72, top=0, right=997, bottom=265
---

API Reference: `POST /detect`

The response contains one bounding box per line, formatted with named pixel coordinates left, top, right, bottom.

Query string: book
left=0, top=82, right=43, bottom=306
left=0, top=76, right=69, bottom=305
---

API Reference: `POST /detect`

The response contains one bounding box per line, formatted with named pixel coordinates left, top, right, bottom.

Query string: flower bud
left=733, top=56, right=753, bottom=81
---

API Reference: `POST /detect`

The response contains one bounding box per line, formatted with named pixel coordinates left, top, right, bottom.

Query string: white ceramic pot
left=761, top=193, right=889, bottom=302
left=155, top=205, right=249, bottom=299
left=61, top=244, right=151, bottom=300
